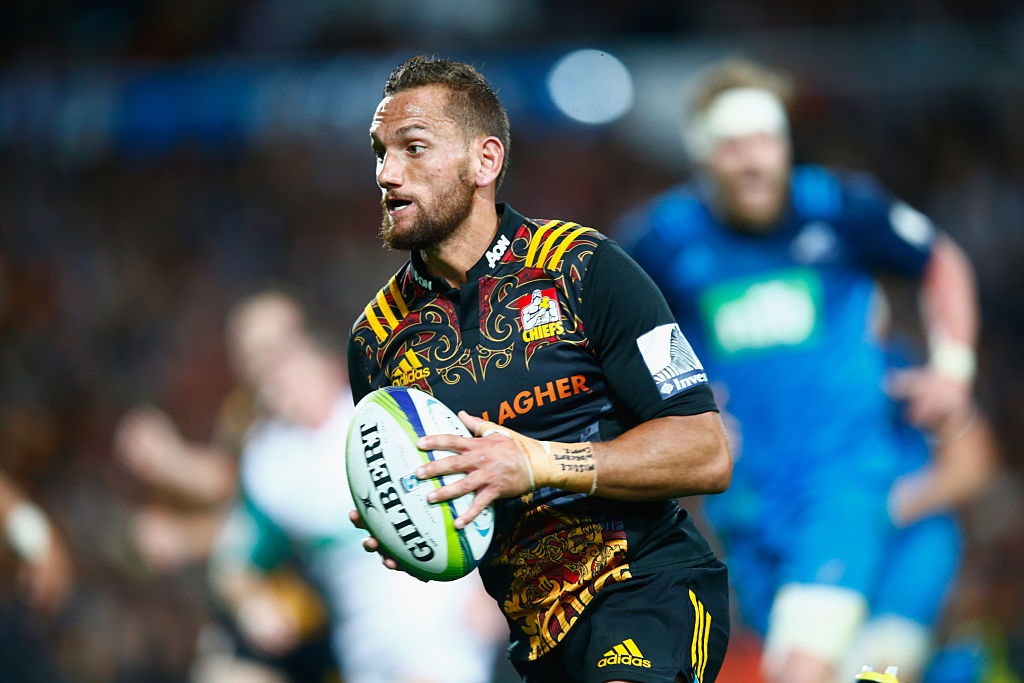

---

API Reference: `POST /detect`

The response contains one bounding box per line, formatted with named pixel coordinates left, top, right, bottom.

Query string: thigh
left=518, top=561, right=730, bottom=683
left=784, top=488, right=893, bottom=594
left=872, top=512, right=962, bottom=625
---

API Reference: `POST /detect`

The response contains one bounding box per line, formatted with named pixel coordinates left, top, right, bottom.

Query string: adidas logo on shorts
left=597, top=638, right=652, bottom=669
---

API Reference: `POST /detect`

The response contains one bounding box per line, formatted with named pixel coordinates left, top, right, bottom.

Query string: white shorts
left=323, top=546, right=499, bottom=683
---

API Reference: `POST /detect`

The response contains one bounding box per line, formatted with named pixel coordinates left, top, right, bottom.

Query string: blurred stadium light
left=547, top=48, right=634, bottom=125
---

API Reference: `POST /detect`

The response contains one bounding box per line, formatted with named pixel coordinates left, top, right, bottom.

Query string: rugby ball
left=345, top=386, right=494, bottom=581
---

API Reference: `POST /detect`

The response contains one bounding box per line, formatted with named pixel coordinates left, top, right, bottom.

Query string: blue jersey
left=622, top=165, right=937, bottom=547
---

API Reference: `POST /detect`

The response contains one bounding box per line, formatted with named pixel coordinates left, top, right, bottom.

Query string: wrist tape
left=930, top=339, right=976, bottom=383
left=475, top=421, right=598, bottom=495
left=5, top=501, right=51, bottom=562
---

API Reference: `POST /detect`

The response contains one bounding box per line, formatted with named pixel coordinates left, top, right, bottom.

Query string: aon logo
left=485, top=234, right=510, bottom=269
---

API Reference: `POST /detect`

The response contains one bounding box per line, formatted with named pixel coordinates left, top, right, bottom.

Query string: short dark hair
left=383, top=55, right=511, bottom=189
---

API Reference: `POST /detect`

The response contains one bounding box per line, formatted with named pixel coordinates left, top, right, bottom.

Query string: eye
left=408, top=144, right=426, bottom=155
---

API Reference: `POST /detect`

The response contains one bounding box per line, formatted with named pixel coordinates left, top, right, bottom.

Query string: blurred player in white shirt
left=208, top=290, right=503, bottom=683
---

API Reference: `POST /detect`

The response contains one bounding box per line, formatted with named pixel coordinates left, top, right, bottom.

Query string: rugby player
left=620, top=57, right=994, bottom=683
left=348, top=55, right=734, bottom=683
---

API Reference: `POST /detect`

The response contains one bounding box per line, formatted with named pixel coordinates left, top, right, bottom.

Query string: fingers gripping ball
left=345, top=387, right=494, bottom=581
left=474, top=421, right=598, bottom=495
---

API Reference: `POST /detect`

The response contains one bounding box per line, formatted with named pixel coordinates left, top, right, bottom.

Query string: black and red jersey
left=348, top=204, right=719, bottom=661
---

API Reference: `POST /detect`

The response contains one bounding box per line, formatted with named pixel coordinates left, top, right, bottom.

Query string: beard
left=712, top=166, right=789, bottom=232
left=380, top=168, right=476, bottom=252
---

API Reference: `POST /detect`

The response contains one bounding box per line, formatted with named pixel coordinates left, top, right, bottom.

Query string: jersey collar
left=465, top=203, right=524, bottom=281
left=407, top=203, right=526, bottom=291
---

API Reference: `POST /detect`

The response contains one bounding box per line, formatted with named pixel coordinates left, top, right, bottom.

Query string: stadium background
left=1, top=1, right=1022, bottom=681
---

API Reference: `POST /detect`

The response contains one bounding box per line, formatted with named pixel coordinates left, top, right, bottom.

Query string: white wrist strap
left=5, top=501, right=51, bottom=562
left=930, top=339, right=976, bottom=382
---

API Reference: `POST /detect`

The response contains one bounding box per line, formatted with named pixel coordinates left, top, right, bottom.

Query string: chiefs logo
left=517, top=287, right=564, bottom=342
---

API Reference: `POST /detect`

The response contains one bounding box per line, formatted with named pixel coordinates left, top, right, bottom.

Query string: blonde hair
left=687, top=57, right=795, bottom=120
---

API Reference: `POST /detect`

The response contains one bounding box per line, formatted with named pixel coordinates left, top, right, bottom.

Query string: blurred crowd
left=3, top=0, right=1021, bottom=65
left=2, top=3, right=1024, bottom=682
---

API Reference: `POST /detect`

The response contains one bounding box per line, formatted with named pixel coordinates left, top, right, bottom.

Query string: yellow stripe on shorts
left=689, top=588, right=710, bottom=682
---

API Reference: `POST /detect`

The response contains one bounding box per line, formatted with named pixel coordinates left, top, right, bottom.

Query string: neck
left=420, top=199, right=500, bottom=287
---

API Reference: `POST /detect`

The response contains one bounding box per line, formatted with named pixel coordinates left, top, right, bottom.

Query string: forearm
left=591, top=412, right=732, bottom=500
left=474, top=412, right=731, bottom=501
left=892, top=412, right=999, bottom=525
left=160, top=444, right=238, bottom=504
left=0, top=471, right=21, bottom=517
left=923, top=235, right=979, bottom=378
left=421, top=410, right=733, bottom=527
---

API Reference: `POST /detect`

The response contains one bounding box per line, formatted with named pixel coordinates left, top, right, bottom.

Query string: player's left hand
left=348, top=509, right=403, bottom=571
left=414, top=411, right=535, bottom=529
left=886, top=365, right=973, bottom=434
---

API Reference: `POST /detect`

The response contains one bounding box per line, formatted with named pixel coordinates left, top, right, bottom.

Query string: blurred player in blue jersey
left=620, top=58, right=997, bottom=683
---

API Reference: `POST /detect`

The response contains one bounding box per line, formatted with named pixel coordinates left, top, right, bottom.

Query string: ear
left=473, top=136, right=504, bottom=188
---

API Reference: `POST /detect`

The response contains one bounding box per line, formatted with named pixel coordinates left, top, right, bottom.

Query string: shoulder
left=239, top=418, right=296, bottom=481
left=243, top=417, right=295, bottom=454
left=350, top=261, right=417, bottom=344
left=618, top=183, right=710, bottom=254
left=514, top=215, right=607, bottom=273
left=614, top=184, right=708, bottom=281
left=791, top=164, right=893, bottom=219
left=614, top=183, right=712, bottom=270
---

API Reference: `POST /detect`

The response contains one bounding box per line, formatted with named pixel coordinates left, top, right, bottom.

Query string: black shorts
left=513, top=559, right=730, bottom=683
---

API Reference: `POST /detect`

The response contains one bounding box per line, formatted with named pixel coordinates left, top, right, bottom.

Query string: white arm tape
left=930, top=339, right=976, bottom=382
left=5, top=501, right=52, bottom=562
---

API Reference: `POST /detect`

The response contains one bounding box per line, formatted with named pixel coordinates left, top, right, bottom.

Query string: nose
left=376, top=153, right=401, bottom=189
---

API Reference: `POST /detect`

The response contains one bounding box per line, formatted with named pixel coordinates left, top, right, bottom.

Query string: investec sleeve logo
left=390, top=349, right=431, bottom=386
left=517, top=287, right=564, bottom=342
left=636, top=323, right=708, bottom=398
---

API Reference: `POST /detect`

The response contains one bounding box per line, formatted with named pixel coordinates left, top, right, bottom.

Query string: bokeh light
left=547, top=49, right=634, bottom=125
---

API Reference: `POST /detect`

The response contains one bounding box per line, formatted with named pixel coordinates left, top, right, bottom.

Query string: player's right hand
left=886, top=365, right=973, bottom=433
left=114, top=405, right=186, bottom=484
left=235, top=590, right=302, bottom=656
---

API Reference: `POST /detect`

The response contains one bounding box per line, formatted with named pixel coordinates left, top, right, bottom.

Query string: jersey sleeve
left=347, top=321, right=374, bottom=404
left=581, top=240, right=717, bottom=422
left=836, top=171, right=936, bottom=277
